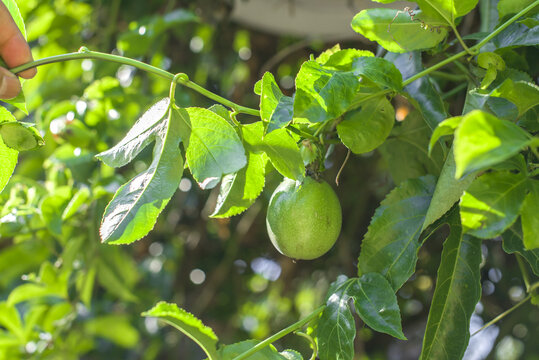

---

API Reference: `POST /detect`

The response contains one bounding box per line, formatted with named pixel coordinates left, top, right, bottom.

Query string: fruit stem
left=232, top=306, right=325, bottom=360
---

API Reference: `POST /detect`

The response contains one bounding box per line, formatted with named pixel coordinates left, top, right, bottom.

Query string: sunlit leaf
left=453, top=110, right=533, bottom=178
left=460, top=171, right=528, bottom=238
left=352, top=9, right=448, bottom=53
left=260, top=72, right=293, bottom=134
left=100, top=106, right=184, bottom=244
left=210, top=151, right=266, bottom=218
left=182, top=107, right=247, bottom=189
left=143, top=302, right=219, bottom=360
left=0, top=121, right=44, bottom=151
left=293, top=60, right=360, bottom=124
left=242, top=122, right=304, bottom=181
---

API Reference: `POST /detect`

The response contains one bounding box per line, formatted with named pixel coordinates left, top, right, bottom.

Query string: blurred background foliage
left=0, top=0, right=537, bottom=359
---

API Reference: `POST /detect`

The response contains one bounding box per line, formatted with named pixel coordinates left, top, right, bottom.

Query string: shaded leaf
left=358, top=175, right=436, bottom=290
left=242, top=122, right=304, bottom=181
left=379, top=111, right=444, bottom=185
left=520, top=181, right=539, bottom=250
left=0, top=302, right=23, bottom=342
left=210, top=151, right=266, bottom=218
left=502, top=220, right=539, bottom=275
left=420, top=210, right=482, bottom=360
left=293, top=61, right=360, bottom=124
left=100, top=106, right=184, bottom=244
left=84, top=315, right=139, bottom=348
left=352, top=9, right=448, bottom=53
left=143, top=302, right=219, bottom=360
left=488, top=13, right=539, bottom=49
left=422, top=148, right=476, bottom=231
left=460, top=171, right=528, bottom=239
left=337, top=96, right=394, bottom=154
left=387, top=51, right=449, bottom=131
left=453, top=110, right=533, bottom=178
left=318, top=274, right=405, bottom=360
left=182, top=107, right=247, bottom=189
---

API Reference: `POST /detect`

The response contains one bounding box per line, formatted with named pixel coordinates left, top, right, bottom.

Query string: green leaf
left=242, top=122, right=304, bottom=181
left=318, top=48, right=374, bottom=71
left=316, top=276, right=355, bottom=360
left=0, top=107, right=18, bottom=194
left=352, top=56, right=403, bottom=92
left=218, top=340, right=286, bottom=360
left=293, top=60, right=360, bottom=124
left=1, top=0, right=26, bottom=37
left=0, top=302, right=23, bottom=342
left=1, top=90, right=28, bottom=115
left=96, top=98, right=171, bottom=168
left=502, top=220, right=539, bottom=276
left=379, top=111, right=444, bottom=185
left=478, top=52, right=505, bottom=89
left=453, top=110, right=533, bottom=178
left=260, top=72, right=293, bottom=134
left=84, top=315, right=140, bottom=348
left=0, top=121, right=44, bottom=151
left=422, top=148, right=476, bottom=231
left=352, top=9, right=448, bottom=53
left=100, top=106, right=184, bottom=244
left=387, top=52, right=449, bottom=131
left=142, top=302, right=218, bottom=359
left=498, top=0, right=538, bottom=20
left=488, top=13, right=539, bottom=49
left=520, top=181, right=539, bottom=250
left=95, top=248, right=139, bottom=302
left=40, top=189, right=71, bottom=236
left=489, top=79, right=539, bottom=117
left=358, top=175, right=436, bottom=290
left=428, top=116, right=462, bottom=153
left=416, top=0, right=479, bottom=25
left=182, top=107, right=247, bottom=189
left=460, top=171, right=528, bottom=239
left=318, top=274, right=405, bottom=360
left=419, top=210, right=482, bottom=360
left=210, top=151, right=266, bottom=218
left=337, top=96, right=394, bottom=154
left=62, top=186, right=91, bottom=220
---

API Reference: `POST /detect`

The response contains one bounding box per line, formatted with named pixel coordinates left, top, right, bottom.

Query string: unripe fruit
left=266, top=176, right=342, bottom=260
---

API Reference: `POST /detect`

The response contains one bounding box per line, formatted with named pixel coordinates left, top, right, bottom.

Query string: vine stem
left=403, top=0, right=539, bottom=87
left=471, top=294, right=531, bottom=337
left=9, top=47, right=260, bottom=117
left=232, top=306, right=325, bottom=360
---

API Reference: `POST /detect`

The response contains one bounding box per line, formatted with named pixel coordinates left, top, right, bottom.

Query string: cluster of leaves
left=1, top=0, right=539, bottom=359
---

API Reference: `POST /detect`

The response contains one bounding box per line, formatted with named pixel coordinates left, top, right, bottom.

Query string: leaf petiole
left=231, top=306, right=325, bottom=360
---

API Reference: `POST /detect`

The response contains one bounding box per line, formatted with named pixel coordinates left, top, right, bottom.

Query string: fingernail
left=0, top=68, right=21, bottom=99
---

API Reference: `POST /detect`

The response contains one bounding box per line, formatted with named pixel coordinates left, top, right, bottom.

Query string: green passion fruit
left=266, top=176, right=342, bottom=260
